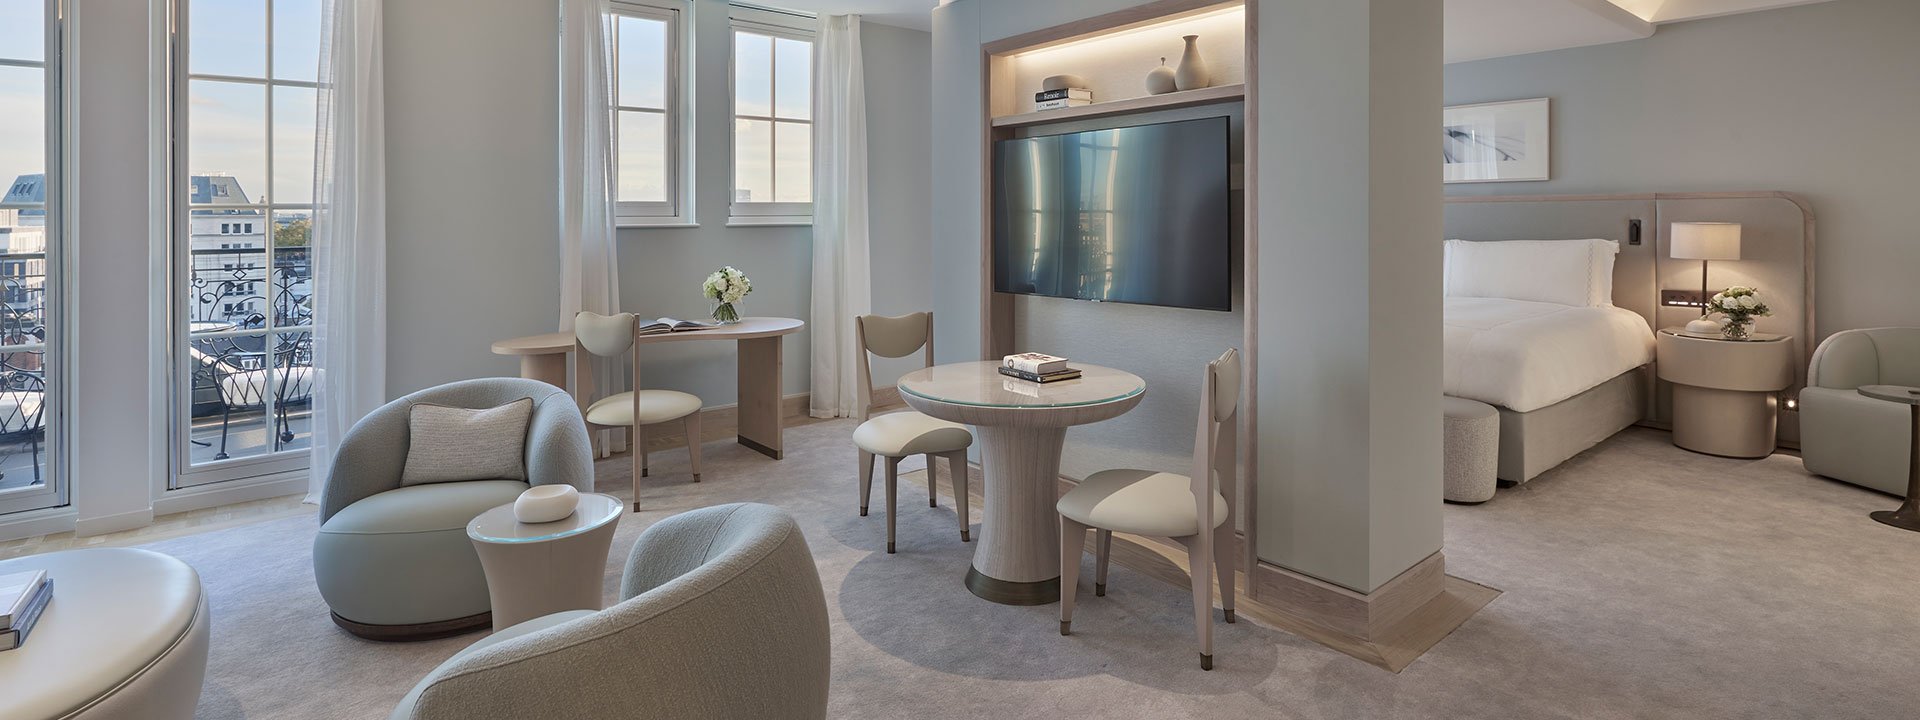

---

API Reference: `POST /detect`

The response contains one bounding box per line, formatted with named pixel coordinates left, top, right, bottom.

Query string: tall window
left=0, top=0, right=64, bottom=514
left=173, top=0, right=321, bottom=486
left=730, top=9, right=813, bottom=222
left=612, top=1, right=686, bottom=225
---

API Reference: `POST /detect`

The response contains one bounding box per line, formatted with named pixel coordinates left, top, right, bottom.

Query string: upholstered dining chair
left=1056, top=348, right=1239, bottom=670
left=390, top=503, right=832, bottom=720
left=853, top=312, right=973, bottom=553
left=574, top=311, right=706, bottom=512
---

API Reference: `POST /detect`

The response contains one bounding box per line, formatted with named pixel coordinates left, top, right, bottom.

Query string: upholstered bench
left=0, top=548, right=211, bottom=720
left=1443, top=397, right=1500, bottom=504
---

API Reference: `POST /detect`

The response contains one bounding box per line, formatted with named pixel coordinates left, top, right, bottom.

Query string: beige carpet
left=131, top=422, right=1918, bottom=719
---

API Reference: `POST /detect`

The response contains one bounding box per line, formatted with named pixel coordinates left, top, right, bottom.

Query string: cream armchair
left=1800, top=328, right=1920, bottom=496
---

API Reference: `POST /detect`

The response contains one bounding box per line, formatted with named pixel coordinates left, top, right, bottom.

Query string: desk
left=898, top=361, right=1145, bottom=605
left=491, top=317, right=805, bottom=459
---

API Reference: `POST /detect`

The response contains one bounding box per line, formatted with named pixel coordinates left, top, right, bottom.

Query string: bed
left=1444, top=297, right=1655, bottom=413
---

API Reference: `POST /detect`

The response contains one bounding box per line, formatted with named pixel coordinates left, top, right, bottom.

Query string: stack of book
left=1034, top=88, right=1092, bottom=111
left=0, top=569, right=53, bottom=652
left=1000, top=352, right=1082, bottom=383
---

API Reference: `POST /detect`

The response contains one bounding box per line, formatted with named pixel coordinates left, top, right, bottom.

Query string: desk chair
left=854, top=312, right=973, bottom=553
left=575, top=311, right=705, bottom=512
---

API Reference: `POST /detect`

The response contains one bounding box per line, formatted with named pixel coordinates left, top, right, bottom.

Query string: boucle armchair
left=1800, top=328, right=1920, bottom=496
left=313, top=378, right=594, bottom=640
left=390, top=502, right=832, bottom=720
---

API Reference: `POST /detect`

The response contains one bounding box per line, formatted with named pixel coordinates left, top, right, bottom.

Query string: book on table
left=998, top=366, right=1082, bottom=384
left=0, top=571, right=52, bottom=652
left=1002, top=352, right=1069, bottom=375
left=637, top=318, right=721, bottom=336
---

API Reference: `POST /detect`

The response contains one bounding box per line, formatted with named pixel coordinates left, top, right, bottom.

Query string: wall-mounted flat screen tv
left=992, top=116, right=1231, bottom=311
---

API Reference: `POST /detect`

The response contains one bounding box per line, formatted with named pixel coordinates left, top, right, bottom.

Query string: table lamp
left=1670, top=221, right=1742, bottom=334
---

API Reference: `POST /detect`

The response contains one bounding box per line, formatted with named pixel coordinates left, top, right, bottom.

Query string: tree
left=275, top=218, right=311, bottom=247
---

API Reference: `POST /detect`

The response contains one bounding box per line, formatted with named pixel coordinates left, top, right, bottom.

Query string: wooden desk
left=491, top=317, right=805, bottom=459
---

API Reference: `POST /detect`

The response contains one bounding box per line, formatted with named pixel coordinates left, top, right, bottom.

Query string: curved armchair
left=315, top=378, right=594, bottom=639
left=391, top=503, right=831, bottom=720
left=1801, top=328, right=1920, bottom=496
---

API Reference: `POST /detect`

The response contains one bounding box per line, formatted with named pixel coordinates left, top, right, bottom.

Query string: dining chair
left=574, top=311, right=705, bottom=512
left=1056, top=348, right=1239, bottom=670
left=853, top=312, right=973, bottom=553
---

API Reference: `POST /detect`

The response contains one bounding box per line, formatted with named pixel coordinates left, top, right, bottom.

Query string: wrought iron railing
left=185, top=246, right=314, bottom=459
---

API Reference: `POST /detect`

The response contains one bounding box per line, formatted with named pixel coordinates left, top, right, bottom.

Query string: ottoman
left=1443, top=396, right=1500, bottom=504
left=0, top=548, right=210, bottom=720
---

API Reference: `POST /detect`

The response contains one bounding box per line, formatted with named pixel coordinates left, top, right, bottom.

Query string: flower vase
left=711, top=301, right=741, bottom=325
left=1721, top=318, right=1752, bottom=340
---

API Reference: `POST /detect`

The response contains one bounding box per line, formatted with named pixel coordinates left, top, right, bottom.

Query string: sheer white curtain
left=307, top=0, right=387, bottom=503
left=558, top=0, right=622, bottom=448
left=809, top=15, right=872, bottom=419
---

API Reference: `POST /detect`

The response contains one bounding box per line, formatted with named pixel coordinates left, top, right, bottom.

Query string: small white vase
left=1174, top=35, right=1210, bottom=91
left=514, top=485, right=579, bottom=524
left=1145, top=57, right=1177, bottom=95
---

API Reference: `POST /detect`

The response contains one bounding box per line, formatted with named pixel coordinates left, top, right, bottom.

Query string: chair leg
left=947, top=451, right=970, bottom=542
left=1214, top=522, right=1237, bottom=623
left=1059, top=517, right=1089, bottom=635
left=215, top=405, right=232, bottom=460
left=1185, top=535, right=1215, bottom=671
left=858, top=450, right=875, bottom=516
left=925, top=453, right=939, bottom=507
left=885, top=456, right=900, bottom=554
left=1094, top=529, right=1112, bottom=597
left=629, top=425, right=643, bottom=513
left=637, top=425, right=649, bottom=478
left=684, top=412, right=702, bottom=483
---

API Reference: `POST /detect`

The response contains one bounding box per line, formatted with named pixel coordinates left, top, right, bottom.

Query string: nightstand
left=1656, top=327, right=1796, bottom=458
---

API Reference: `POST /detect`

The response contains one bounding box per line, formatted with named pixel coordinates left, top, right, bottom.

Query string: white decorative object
left=702, top=266, right=752, bottom=324
left=1145, top=57, right=1176, bottom=95
left=1174, top=35, right=1210, bottom=91
left=1443, top=98, right=1550, bottom=183
left=513, top=484, right=580, bottom=524
left=1670, top=221, right=1743, bottom=331
left=1041, top=74, right=1087, bottom=91
left=1706, top=286, right=1771, bottom=340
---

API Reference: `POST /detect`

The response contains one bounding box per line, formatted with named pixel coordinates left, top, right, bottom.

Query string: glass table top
left=468, top=492, right=623, bottom=544
left=897, top=361, right=1145, bottom=409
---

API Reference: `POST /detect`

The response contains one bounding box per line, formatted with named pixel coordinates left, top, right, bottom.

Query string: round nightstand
left=1655, top=328, right=1796, bottom=458
left=467, top=492, right=623, bottom=631
left=1857, top=384, right=1920, bottom=533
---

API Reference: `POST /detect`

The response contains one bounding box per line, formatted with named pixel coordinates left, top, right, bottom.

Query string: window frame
left=611, top=0, right=693, bottom=228
left=727, top=6, right=815, bottom=225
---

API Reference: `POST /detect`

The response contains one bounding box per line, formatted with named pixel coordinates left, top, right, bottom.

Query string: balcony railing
left=185, top=246, right=314, bottom=464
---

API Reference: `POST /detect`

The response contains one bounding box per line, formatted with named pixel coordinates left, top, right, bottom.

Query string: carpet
left=134, top=422, right=1918, bottom=719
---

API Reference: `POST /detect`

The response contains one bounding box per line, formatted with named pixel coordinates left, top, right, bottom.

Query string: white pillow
left=1443, top=238, right=1618, bottom=307
left=401, top=398, right=533, bottom=486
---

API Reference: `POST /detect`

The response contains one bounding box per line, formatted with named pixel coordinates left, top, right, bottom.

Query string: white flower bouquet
left=702, top=266, right=752, bottom=324
left=1706, top=286, right=1770, bottom=340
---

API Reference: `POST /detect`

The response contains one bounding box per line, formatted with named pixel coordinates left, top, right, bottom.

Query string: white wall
left=861, top=22, right=935, bottom=388
left=1444, top=0, right=1920, bottom=338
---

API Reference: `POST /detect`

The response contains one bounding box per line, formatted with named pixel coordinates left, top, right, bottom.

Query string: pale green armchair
left=1800, top=328, right=1920, bottom=496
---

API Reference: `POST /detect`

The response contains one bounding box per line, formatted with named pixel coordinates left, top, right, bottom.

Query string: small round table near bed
left=897, top=362, right=1145, bottom=605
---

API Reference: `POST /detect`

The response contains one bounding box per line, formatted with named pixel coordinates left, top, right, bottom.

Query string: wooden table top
left=490, top=317, right=804, bottom=356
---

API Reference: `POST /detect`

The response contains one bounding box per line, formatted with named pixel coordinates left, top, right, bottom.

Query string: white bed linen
left=1444, top=297, right=1655, bottom=413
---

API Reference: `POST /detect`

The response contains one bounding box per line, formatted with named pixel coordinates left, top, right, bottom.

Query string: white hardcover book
left=0, top=580, right=51, bottom=651
left=1003, top=352, right=1069, bottom=375
left=0, top=569, right=46, bottom=629
left=1033, top=88, right=1093, bottom=101
left=1034, top=98, right=1092, bottom=111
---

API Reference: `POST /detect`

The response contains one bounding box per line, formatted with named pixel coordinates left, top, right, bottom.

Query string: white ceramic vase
left=513, top=484, right=580, bottom=524
left=1145, top=57, right=1177, bottom=95
left=1174, top=35, right=1210, bottom=91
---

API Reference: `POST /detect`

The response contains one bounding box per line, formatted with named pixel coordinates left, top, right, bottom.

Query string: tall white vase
left=1174, top=35, right=1210, bottom=91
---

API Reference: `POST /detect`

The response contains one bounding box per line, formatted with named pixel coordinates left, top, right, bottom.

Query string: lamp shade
left=1670, top=222, right=1742, bottom=260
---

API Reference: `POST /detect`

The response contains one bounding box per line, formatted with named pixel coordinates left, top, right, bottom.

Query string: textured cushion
left=585, top=390, right=703, bottom=427
left=853, top=411, right=972, bottom=456
left=314, top=480, right=528, bottom=626
left=389, top=610, right=595, bottom=720
left=401, top=398, right=532, bottom=486
left=1444, top=238, right=1618, bottom=307
left=1057, top=469, right=1228, bottom=538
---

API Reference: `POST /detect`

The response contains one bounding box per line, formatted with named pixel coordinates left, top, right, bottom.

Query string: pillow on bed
left=1443, top=238, right=1618, bottom=307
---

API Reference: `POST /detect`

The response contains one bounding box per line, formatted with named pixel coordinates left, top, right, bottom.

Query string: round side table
left=898, top=361, right=1145, bottom=605
left=1857, top=384, right=1920, bottom=533
left=467, top=492, right=623, bottom=630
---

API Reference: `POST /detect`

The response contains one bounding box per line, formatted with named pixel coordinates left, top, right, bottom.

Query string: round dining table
left=898, top=361, right=1145, bottom=605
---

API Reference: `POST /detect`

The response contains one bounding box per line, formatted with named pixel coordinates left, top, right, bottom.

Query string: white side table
left=1655, top=328, right=1796, bottom=458
left=467, top=492, right=622, bottom=631
left=1858, top=384, right=1920, bottom=533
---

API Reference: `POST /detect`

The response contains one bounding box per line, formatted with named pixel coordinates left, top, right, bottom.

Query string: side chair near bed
left=852, top=312, right=973, bottom=552
left=1801, top=327, right=1920, bottom=498
left=574, top=311, right=707, bottom=512
left=1057, top=348, right=1239, bottom=671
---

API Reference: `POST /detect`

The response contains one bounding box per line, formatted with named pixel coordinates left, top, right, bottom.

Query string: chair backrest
left=574, top=311, right=637, bottom=358
left=854, top=312, right=934, bottom=421
left=397, top=503, right=831, bottom=720
left=1810, top=327, right=1920, bottom=390
left=1190, top=348, right=1240, bottom=541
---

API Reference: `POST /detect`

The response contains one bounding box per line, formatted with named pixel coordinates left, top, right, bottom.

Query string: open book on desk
left=637, top=318, right=722, bottom=335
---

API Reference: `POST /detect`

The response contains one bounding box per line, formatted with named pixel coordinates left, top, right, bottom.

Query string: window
left=172, top=0, right=320, bottom=486
left=729, top=7, right=813, bottom=223
left=0, top=0, right=65, bottom=515
left=611, top=1, right=688, bottom=226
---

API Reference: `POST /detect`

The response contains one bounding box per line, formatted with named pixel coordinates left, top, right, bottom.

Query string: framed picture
left=1443, top=98, right=1550, bottom=183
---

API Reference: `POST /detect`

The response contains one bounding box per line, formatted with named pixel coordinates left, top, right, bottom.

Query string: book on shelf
left=0, top=577, right=52, bottom=652
left=1002, top=352, right=1069, bottom=375
left=637, top=317, right=721, bottom=335
left=0, top=569, right=47, bottom=628
left=998, top=366, right=1082, bottom=384
left=1035, top=98, right=1092, bottom=111
left=1034, top=88, right=1092, bottom=102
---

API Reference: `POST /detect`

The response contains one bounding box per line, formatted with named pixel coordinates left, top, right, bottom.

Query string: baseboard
left=75, top=507, right=155, bottom=537
left=153, top=471, right=310, bottom=517
left=0, top=508, right=77, bottom=543
left=1246, top=551, right=1447, bottom=641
